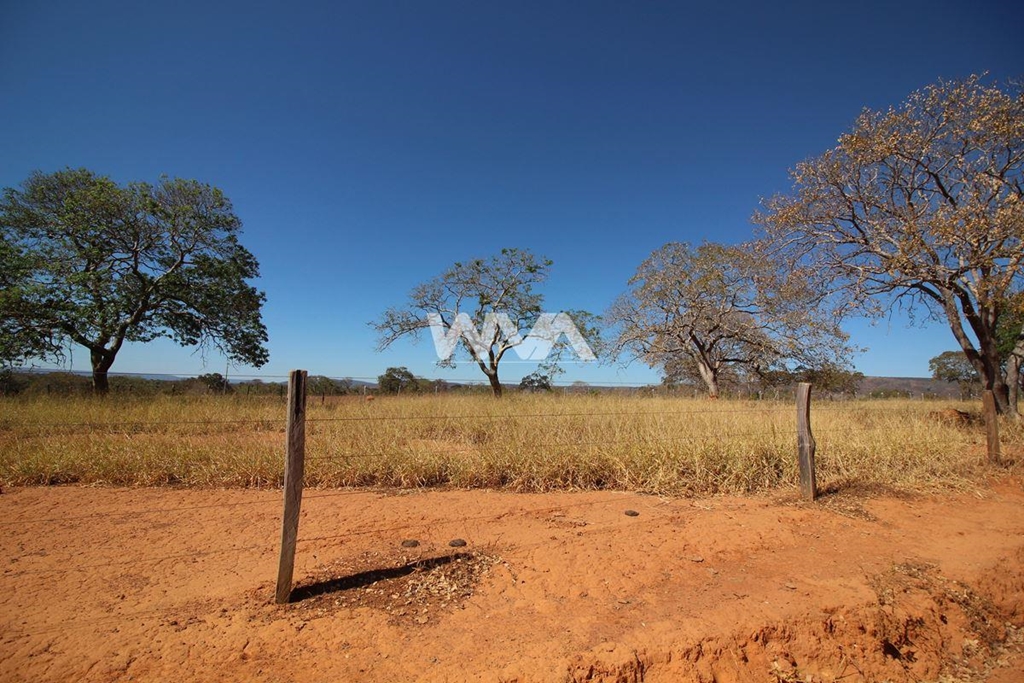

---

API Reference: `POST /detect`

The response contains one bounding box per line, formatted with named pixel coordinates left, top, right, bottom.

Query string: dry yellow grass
left=0, top=393, right=1017, bottom=494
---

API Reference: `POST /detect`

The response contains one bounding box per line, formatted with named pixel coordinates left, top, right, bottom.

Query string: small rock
left=689, top=555, right=705, bottom=563
left=624, top=509, right=640, bottom=517
left=784, top=583, right=798, bottom=590
left=415, top=615, right=429, bottom=625
left=401, top=539, right=420, bottom=548
left=449, top=539, right=467, bottom=547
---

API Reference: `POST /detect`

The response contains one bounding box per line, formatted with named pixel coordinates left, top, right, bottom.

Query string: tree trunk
left=982, top=345, right=1013, bottom=416
left=942, top=294, right=1015, bottom=415
left=1007, top=354, right=1021, bottom=416
left=90, top=348, right=115, bottom=396
left=957, top=335, right=1014, bottom=415
left=486, top=370, right=503, bottom=398
left=695, top=359, right=719, bottom=398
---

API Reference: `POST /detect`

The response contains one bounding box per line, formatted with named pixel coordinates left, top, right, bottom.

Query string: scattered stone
left=401, top=539, right=420, bottom=548
left=689, top=555, right=705, bottom=563
left=784, top=582, right=798, bottom=590
left=624, top=509, right=640, bottom=517
left=448, top=539, right=467, bottom=548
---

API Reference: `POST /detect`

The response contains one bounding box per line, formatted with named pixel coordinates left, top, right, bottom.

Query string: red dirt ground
left=1, top=480, right=1022, bottom=682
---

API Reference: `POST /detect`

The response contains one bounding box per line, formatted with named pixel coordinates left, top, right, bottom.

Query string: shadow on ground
left=289, top=553, right=471, bottom=602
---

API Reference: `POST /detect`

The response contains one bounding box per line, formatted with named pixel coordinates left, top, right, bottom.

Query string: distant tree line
left=376, top=367, right=452, bottom=395
left=0, top=370, right=369, bottom=398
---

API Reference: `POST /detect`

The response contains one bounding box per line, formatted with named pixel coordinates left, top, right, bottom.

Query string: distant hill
left=856, top=376, right=961, bottom=398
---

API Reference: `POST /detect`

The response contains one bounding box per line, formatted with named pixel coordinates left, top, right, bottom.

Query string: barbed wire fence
left=0, top=369, right=1002, bottom=617
left=270, top=369, right=822, bottom=603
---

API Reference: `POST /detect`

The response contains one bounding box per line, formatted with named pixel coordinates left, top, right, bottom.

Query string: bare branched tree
left=608, top=241, right=852, bottom=398
left=755, top=75, right=1024, bottom=414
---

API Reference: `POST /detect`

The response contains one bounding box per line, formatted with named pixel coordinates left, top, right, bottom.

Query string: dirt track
left=1, top=481, right=1023, bottom=682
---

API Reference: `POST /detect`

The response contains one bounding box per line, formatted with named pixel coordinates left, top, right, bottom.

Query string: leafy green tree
left=305, top=376, right=360, bottom=397
left=756, top=76, right=1024, bottom=414
left=197, top=372, right=232, bottom=394
left=0, top=369, right=26, bottom=396
left=930, top=350, right=981, bottom=400
left=377, top=366, right=419, bottom=394
left=519, top=371, right=553, bottom=392
left=307, top=375, right=337, bottom=397
left=794, top=364, right=864, bottom=397
left=22, top=371, right=91, bottom=396
left=995, top=295, right=1024, bottom=410
left=0, top=169, right=269, bottom=394
left=0, top=238, right=61, bottom=367
left=373, top=248, right=597, bottom=397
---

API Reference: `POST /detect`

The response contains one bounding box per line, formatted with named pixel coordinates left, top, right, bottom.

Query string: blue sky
left=2, top=1, right=1021, bottom=384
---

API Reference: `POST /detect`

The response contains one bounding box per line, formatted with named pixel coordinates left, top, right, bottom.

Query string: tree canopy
left=372, top=248, right=595, bottom=397
left=756, top=76, right=1024, bottom=413
left=929, top=350, right=981, bottom=400
left=607, top=241, right=852, bottom=398
left=377, top=366, right=419, bottom=394
left=0, top=168, right=269, bottom=392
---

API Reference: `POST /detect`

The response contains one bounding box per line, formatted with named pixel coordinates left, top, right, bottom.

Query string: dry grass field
left=2, top=392, right=1024, bottom=682
left=0, top=393, right=1017, bottom=494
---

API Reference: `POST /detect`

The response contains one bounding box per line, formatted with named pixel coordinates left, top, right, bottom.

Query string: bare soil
left=1, top=480, right=1023, bottom=682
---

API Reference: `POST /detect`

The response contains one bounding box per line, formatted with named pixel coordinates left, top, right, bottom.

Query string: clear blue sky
left=2, top=1, right=1021, bottom=384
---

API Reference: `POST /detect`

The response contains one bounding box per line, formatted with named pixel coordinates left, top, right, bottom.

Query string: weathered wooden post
left=276, top=369, right=307, bottom=604
left=982, top=390, right=1002, bottom=465
left=796, top=382, right=817, bottom=501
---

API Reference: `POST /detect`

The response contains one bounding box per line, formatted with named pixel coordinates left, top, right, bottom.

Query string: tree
left=791, top=364, right=865, bottom=397
left=929, top=350, right=981, bottom=400
left=377, top=366, right=419, bottom=394
left=755, top=76, right=1024, bottom=414
left=519, top=371, right=554, bottom=392
left=0, top=237, right=61, bottom=367
left=519, top=359, right=565, bottom=393
left=0, top=169, right=270, bottom=394
left=197, top=372, right=232, bottom=394
left=659, top=353, right=751, bottom=394
left=607, top=241, right=852, bottom=398
left=995, top=296, right=1024, bottom=409
left=307, top=375, right=359, bottom=397
left=372, top=248, right=595, bottom=397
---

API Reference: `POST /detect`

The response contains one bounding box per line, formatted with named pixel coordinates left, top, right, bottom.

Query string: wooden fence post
left=982, top=390, right=1002, bottom=465
left=796, top=382, right=817, bottom=501
left=275, top=369, right=307, bottom=604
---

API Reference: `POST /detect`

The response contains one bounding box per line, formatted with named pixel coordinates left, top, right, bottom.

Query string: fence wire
left=0, top=376, right=1001, bottom=649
